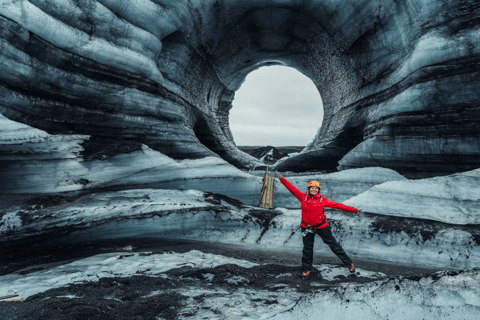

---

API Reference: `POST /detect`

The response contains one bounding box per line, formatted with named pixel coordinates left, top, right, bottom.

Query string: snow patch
left=273, top=270, right=480, bottom=320
left=0, top=211, right=22, bottom=233
left=313, top=264, right=386, bottom=281
left=0, top=250, right=257, bottom=300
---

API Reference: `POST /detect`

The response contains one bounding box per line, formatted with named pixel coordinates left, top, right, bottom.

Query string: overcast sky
left=230, top=66, right=323, bottom=147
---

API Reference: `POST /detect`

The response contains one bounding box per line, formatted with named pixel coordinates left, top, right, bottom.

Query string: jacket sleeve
left=325, top=198, right=358, bottom=213
left=279, top=177, right=305, bottom=202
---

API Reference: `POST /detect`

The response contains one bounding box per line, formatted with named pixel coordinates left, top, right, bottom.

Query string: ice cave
left=0, top=0, right=479, bottom=319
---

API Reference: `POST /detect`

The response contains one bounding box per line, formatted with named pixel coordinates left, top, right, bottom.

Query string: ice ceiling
left=1, top=0, right=480, bottom=180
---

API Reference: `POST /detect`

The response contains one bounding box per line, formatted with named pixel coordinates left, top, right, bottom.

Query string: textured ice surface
left=0, top=113, right=263, bottom=203
left=0, top=0, right=164, bottom=83
left=313, top=264, right=386, bottom=281
left=1, top=0, right=480, bottom=317
left=2, top=186, right=479, bottom=269
left=1, top=115, right=407, bottom=208
left=273, top=270, right=480, bottom=320
left=0, top=250, right=257, bottom=300
left=0, top=189, right=247, bottom=238
left=0, top=250, right=478, bottom=320
left=275, top=167, right=406, bottom=205
left=345, top=169, right=480, bottom=224
left=1, top=0, right=480, bottom=179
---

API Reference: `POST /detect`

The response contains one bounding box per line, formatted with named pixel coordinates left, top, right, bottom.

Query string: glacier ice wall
left=0, top=114, right=264, bottom=199
left=345, top=168, right=480, bottom=225
left=1, top=0, right=480, bottom=190
left=0, top=114, right=404, bottom=205
left=2, top=178, right=479, bottom=270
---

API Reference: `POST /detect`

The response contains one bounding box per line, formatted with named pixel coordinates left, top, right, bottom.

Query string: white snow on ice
left=0, top=250, right=257, bottom=300
left=273, top=270, right=480, bottom=320
left=313, top=264, right=386, bottom=281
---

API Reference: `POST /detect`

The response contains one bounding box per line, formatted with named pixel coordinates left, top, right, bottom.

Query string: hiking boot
left=348, top=263, right=356, bottom=274
left=302, top=270, right=311, bottom=280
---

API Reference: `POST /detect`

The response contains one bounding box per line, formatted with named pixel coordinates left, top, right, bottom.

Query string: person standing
left=274, top=172, right=360, bottom=280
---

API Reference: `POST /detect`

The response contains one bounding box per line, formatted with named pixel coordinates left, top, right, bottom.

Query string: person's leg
left=316, top=226, right=352, bottom=266
left=301, top=228, right=315, bottom=272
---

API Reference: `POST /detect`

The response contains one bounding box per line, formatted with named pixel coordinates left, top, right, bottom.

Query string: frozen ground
left=0, top=247, right=478, bottom=320
left=1, top=145, right=479, bottom=318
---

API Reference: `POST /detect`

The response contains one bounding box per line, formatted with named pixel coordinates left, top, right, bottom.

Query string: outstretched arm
left=278, top=176, right=305, bottom=202
left=325, top=198, right=359, bottom=213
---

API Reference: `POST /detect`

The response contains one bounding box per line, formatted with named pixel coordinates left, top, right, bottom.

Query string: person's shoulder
left=322, top=195, right=333, bottom=202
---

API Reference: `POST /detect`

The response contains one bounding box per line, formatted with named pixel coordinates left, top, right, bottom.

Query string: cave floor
left=2, top=238, right=439, bottom=278
left=0, top=192, right=447, bottom=319
left=0, top=238, right=455, bottom=320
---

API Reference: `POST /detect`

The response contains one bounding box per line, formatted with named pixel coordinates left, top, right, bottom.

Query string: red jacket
left=280, top=177, right=358, bottom=229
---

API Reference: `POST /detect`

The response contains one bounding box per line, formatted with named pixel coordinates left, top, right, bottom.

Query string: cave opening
left=229, top=65, right=323, bottom=161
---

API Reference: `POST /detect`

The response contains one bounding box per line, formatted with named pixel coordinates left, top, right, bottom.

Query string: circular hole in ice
left=230, top=66, right=323, bottom=149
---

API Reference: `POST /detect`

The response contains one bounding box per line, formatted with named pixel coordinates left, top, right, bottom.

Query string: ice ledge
left=1, top=188, right=479, bottom=270
left=345, top=168, right=480, bottom=225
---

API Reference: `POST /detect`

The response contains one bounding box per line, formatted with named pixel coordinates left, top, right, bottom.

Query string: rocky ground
left=0, top=236, right=440, bottom=320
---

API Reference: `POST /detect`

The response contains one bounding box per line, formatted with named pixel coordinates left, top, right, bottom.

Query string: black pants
left=301, top=226, right=352, bottom=271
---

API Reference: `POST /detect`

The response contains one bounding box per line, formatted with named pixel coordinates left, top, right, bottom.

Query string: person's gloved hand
left=356, top=209, right=365, bottom=218
left=273, top=171, right=282, bottom=180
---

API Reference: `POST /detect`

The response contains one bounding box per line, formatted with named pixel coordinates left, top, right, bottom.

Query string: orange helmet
left=307, top=181, right=321, bottom=189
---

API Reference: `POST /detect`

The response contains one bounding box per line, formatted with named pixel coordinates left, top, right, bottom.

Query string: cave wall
left=1, top=0, right=480, bottom=192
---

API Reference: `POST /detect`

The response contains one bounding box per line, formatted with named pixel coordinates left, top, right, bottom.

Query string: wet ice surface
left=0, top=243, right=479, bottom=320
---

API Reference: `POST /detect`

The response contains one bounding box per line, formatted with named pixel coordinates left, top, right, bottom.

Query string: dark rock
left=81, top=137, right=143, bottom=161
left=369, top=214, right=480, bottom=245
left=247, top=146, right=288, bottom=164
left=247, top=208, right=283, bottom=242
left=17, top=276, right=185, bottom=320
left=22, top=195, right=76, bottom=210
left=203, top=192, right=246, bottom=209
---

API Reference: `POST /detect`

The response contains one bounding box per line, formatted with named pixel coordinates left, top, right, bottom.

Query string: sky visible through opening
left=230, top=66, right=323, bottom=147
